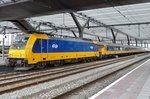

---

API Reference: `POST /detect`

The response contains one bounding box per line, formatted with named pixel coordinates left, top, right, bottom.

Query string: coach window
left=116, top=47, right=120, bottom=51
left=107, top=46, right=113, bottom=51
left=120, top=47, right=123, bottom=51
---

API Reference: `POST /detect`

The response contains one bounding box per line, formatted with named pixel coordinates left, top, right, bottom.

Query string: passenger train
left=7, top=33, right=146, bottom=70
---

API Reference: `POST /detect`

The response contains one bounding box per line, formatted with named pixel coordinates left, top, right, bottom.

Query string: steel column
left=127, top=35, right=130, bottom=45
left=135, top=38, right=138, bottom=46
left=70, top=13, right=83, bottom=38
left=2, top=28, right=6, bottom=60
left=141, top=41, right=143, bottom=47
left=2, top=35, right=5, bottom=60
left=110, top=29, right=116, bottom=43
left=144, top=42, right=146, bottom=48
left=0, top=28, right=4, bottom=60
left=138, top=24, right=140, bottom=37
left=97, top=36, right=101, bottom=42
left=121, top=40, right=124, bottom=45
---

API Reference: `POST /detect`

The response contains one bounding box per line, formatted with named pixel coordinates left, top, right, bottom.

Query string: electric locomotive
left=8, top=33, right=101, bottom=70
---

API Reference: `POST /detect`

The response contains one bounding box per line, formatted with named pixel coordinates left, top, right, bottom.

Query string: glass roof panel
left=0, top=0, right=22, bottom=5
left=79, top=2, right=150, bottom=25
left=78, top=2, right=150, bottom=39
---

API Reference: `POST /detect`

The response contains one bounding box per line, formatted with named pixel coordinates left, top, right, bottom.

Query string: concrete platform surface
left=0, top=58, right=6, bottom=65
left=0, top=57, right=14, bottom=73
left=90, top=59, right=150, bottom=99
left=0, top=54, right=8, bottom=57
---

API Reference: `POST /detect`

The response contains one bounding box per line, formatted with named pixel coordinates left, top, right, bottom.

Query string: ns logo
left=52, top=44, right=58, bottom=48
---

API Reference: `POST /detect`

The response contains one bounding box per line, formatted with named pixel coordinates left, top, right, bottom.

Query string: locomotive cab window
left=10, top=36, right=29, bottom=49
left=35, top=39, right=41, bottom=46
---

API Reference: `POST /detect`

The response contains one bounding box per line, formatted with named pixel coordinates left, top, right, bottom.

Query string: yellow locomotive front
left=8, top=34, right=30, bottom=67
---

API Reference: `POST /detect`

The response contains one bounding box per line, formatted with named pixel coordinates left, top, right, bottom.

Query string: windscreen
left=10, top=36, right=29, bottom=49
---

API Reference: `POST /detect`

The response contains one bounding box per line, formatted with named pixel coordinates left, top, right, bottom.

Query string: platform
left=90, top=58, right=150, bottom=99
left=0, top=54, right=8, bottom=57
left=0, top=58, right=6, bottom=66
left=0, top=57, right=14, bottom=73
left=0, top=56, right=8, bottom=67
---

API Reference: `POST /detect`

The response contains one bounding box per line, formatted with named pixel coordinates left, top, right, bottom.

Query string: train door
left=41, top=39, right=48, bottom=61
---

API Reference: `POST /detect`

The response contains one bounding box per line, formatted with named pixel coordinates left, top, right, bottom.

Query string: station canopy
left=0, top=0, right=21, bottom=4
left=0, top=1, right=150, bottom=44
left=0, top=0, right=12, bottom=4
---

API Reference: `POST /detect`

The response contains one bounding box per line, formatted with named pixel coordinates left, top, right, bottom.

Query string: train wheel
left=83, top=58, right=88, bottom=63
left=36, top=62, right=46, bottom=69
left=54, top=61, right=64, bottom=67
left=87, top=58, right=92, bottom=62
left=8, top=63, right=15, bottom=67
left=115, top=55, right=119, bottom=58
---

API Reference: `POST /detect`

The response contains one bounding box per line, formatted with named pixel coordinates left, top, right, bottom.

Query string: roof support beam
left=82, top=22, right=150, bottom=27
left=71, top=30, right=77, bottom=38
left=75, top=12, right=148, bottom=46
left=63, top=21, right=150, bottom=29
left=0, top=25, right=19, bottom=30
left=76, top=12, right=141, bottom=40
left=70, top=12, right=90, bottom=38
left=9, top=19, right=36, bottom=33
left=29, top=20, right=79, bottom=37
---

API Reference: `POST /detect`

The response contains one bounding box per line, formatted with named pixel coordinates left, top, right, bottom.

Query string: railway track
left=0, top=55, right=136, bottom=80
left=0, top=53, right=145, bottom=78
left=0, top=55, right=138, bottom=94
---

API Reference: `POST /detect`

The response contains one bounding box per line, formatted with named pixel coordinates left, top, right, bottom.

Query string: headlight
left=20, top=54, right=25, bottom=58
left=9, top=54, right=12, bottom=57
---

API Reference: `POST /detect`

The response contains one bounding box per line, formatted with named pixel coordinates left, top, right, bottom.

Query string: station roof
left=0, top=0, right=12, bottom=4
left=0, top=2, right=150, bottom=43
